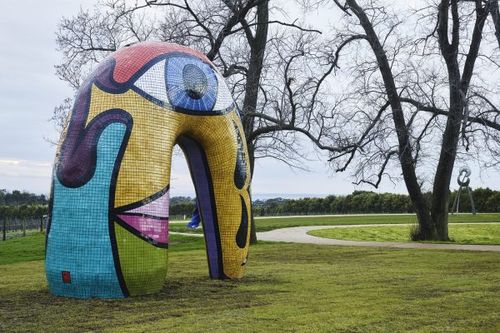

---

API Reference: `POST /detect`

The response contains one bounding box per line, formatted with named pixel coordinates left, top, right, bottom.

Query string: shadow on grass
left=0, top=272, right=285, bottom=332
left=1, top=243, right=499, bottom=332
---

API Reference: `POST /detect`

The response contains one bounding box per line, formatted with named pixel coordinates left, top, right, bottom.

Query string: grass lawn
left=0, top=233, right=205, bottom=266
left=0, top=233, right=46, bottom=265
left=169, top=213, right=500, bottom=234
left=308, top=224, right=500, bottom=245
left=1, top=233, right=499, bottom=332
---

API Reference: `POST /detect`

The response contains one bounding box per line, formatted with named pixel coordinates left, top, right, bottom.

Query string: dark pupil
left=182, top=64, right=208, bottom=99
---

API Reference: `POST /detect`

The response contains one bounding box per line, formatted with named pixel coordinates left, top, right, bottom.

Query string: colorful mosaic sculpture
left=45, top=42, right=252, bottom=298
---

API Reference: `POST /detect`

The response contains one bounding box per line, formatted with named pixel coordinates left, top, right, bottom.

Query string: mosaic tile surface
left=45, top=42, right=252, bottom=298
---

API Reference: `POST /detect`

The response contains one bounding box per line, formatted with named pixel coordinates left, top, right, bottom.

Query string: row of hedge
left=0, top=205, right=48, bottom=219
left=253, top=188, right=500, bottom=216
left=0, top=188, right=498, bottom=220
left=0, top=189, right=47, bottom=206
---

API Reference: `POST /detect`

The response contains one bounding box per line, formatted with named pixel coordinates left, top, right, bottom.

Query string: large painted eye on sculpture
left=133, top=54, right=234, bottom=113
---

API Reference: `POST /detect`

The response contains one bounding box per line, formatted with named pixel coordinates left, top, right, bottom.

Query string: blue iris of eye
left=165, top=56, right=218, bottom=112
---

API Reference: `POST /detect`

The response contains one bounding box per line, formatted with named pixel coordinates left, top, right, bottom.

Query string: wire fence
left=1, top=216, right=47, bottom=241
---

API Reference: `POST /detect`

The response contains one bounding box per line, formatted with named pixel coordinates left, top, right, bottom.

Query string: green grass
left=169, top=223, right=203, bottom=233
left=308, top=224, right=500, bottom=245
left=0, top=233, right=46, bottom=265
left=0, top=233, right=205, bottom=266
left=0, top=235, right=499, bottom=332
left=2, top=216, right=500, bottom=332
left=4, top=229, right=42, bottom=240
left=169, top=213, right=500, bottom=234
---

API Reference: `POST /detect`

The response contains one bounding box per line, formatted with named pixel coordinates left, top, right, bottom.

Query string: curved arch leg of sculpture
left=45, top=42, right=252, bottom=298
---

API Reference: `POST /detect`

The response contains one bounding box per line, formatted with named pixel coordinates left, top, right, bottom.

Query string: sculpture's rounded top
left=111, top=41, right=211, bottom=83
left=88, top=41, right=235, bottom=114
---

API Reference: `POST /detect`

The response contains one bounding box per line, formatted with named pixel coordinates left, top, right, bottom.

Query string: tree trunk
left=430, top=0, right=489, bottom=240
left=241, top=0, right=269, bottom=244
left=490, top=0, right=500, bottom=49
left=247, top=142, right=258, bottom=244
left=2, top=218, right=5, bottom=241
left=430, top=0, right=459, bottom=241
left=346, top=0, right=434, bottom=238
left=430, top=76, right=463, bottom=240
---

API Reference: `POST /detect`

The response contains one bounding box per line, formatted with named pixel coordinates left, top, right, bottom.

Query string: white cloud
left=0, top=159, right=52, bottom=194
left=0, top=159, right=52, bottom=179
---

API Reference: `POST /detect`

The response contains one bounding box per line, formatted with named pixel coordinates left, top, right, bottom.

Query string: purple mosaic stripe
left=177, top=136, right=221, bottom=278
left=56, top=59, right=132, bottom=188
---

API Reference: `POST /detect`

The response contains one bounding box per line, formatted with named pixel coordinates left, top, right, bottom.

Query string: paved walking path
left=172, top=222, right=500, bottom=252
left=168, top=214, right=414, bottom=223
left=170, top=213, right=481, bottom=223
left=257, top=224, right=500, bottom=252
left=171, top=231, right=204, bottom=237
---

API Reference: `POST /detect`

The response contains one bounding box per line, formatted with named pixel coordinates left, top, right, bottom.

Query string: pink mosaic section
left=118, top=214, right=168, bottom=244
left=126, top=189, right=169, bottom=218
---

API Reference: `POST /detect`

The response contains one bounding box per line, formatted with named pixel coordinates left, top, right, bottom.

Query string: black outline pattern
left=112, top=184, right=171, bottom=249
left=107, top=112, right=134, bottom=297
left=236, top=195, right=249, bottom=249
left=232, top=120, right=247, bottom=190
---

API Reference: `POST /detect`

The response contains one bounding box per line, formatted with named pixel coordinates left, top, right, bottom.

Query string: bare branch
left=400, top=97, right=500, bottom=131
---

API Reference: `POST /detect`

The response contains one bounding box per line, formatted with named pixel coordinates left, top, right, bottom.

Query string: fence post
left=2, top=218, right=5, bottom=241
left=22, top=219, right=26, bottom=237
left=40, top=215, right=43, bottom=232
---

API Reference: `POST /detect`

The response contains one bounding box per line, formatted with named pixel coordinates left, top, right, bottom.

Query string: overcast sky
left=1, top=0, right=499, bottom=198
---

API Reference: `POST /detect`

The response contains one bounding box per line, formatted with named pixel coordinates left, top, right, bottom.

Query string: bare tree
left=314, top=0, right=500, bottom=240
left=53, top=0, right=332, bottom=242
left=490, top=0, right=500, bottom=48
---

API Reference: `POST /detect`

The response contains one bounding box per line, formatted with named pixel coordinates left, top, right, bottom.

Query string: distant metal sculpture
left=451, top=167, right=476, bottom=215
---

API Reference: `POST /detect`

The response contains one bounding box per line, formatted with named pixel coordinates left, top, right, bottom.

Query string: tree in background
left=53, top=0, right=336, bottom=243
left=252, top=188, right=500, bottom=216
left=0, top=189, right=48, bottom=206
left=53, top=0, right=500, bottom=242
left=306, top=0, right=500, bottom=240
